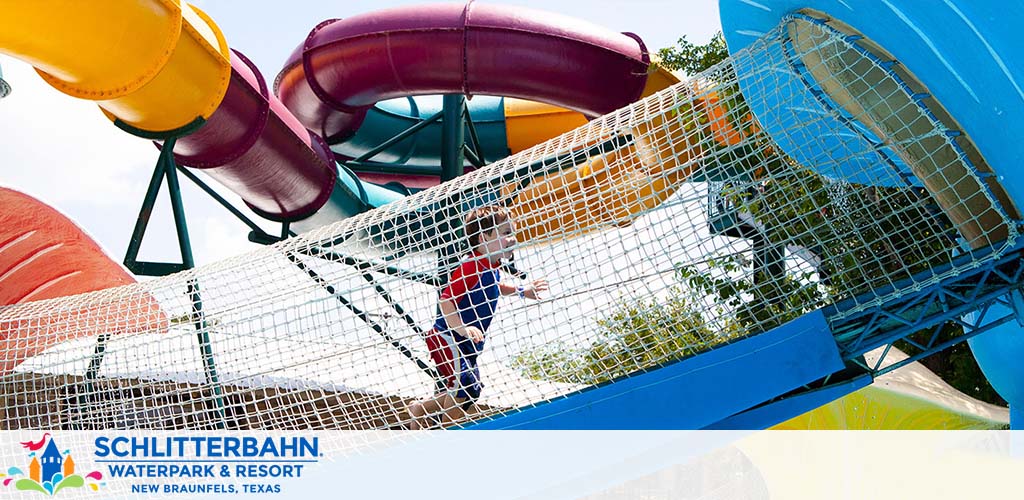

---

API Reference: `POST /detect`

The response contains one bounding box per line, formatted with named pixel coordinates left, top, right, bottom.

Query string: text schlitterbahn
left=94, top=435, right=319, bottom=495
left=95, top=436, right=318, bottom=459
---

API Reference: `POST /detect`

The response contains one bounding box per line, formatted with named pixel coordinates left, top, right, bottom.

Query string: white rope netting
left=0, top=15, right=1016, bottom=433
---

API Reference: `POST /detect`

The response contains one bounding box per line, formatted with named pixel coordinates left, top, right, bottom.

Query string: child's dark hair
left=464, top=206, right=510, bottom=247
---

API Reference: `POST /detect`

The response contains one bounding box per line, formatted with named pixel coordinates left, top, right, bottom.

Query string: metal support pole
left=69, top=332, right=110, bottom=429
left=286, top=252, right=444, bottom=391
left=438, top=94, right=469, bottom=317
left=163, top=155, right=227, bottom=428
left=296, top=246, right=442, bottom=287
left=464, top=109, right=485, bottom=164
left=188, top=278, right=227, bottom=428
left=464, top=146, right=485, bottom=168
left=354, top=110, right=444, bottom=164
left=345, top=161, right=441, bottom=177
left=124, top=140, right=179, bottom=274
left=176, top=166, right=275, bottom=242
left=163, top=148, right=194, bottom=269
left=440, top=94, right=466, bottom=183
left=120, top=137, right=228, bottom=428
left=752, top=234, right=786, bottom=286
left=84, top=333, right=109, bottom=391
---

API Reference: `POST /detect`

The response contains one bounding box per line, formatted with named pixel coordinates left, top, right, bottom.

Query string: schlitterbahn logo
left=1, top=433, right=104, bottom=495
left=94, top=435, right=318, bottom=495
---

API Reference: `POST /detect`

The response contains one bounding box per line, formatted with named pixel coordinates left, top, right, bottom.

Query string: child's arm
left=440, top=296, right=484, bottom=342
left=499, top=279, right=549, bottom=299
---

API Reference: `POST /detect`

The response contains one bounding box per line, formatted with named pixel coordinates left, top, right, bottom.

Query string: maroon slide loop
left=277, top=2, right=651, bottom=137
left=461, top=0, right=474, bottom=97
left=301, top=18, right=366, bottom=115
left=620, top=31, right=651, bottom=103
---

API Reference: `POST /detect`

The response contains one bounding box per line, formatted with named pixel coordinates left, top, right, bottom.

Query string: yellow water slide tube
left=0, top=0, right=230, bottom=135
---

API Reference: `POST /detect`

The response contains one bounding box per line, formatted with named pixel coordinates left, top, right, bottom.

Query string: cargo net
left=0, top=14, right=1017, bottom=432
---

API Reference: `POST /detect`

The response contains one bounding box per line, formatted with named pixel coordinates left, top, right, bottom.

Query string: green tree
left=657, top=32, right=729, bottom=76
left=512, top=286, right=736, bottom=385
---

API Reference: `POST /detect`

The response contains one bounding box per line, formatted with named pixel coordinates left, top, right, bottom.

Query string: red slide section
left=0, top=188, right=166, bottom=375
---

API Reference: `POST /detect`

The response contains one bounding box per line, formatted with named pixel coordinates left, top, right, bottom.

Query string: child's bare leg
left=406, top=400, right=427, bottom=430
left=407, top=393, right=454, bottom=430
left=442, top=397, right=473, bottom=425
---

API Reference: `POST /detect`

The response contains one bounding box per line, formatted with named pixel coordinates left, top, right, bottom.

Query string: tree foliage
left=512, top=287, right=735, bottom=385
left=515, top=32, right=1007, bottom=408
left=657, top=31, right=729, bottom=76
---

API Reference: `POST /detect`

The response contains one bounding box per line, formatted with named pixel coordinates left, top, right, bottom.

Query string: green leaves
left=512, top=287, right=731, bottom=385
left=511, top=31, right=964, bottom=392
left=656, top=32, right=729, bottom=77
left=676, top=253, right=826, bottom=334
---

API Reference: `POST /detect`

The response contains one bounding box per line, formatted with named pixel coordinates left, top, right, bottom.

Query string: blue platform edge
left=718, top=0, right=1024, bottom=207
left=704, top=373, right=871, bottom=429
left=468, top=309, right=842, bottom=429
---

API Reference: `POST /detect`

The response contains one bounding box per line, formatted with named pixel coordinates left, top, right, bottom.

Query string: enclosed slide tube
left=719, top=0, right=1024, bottom=427
left=330, top=67, right=677, bottom=192
left=326, top=96, right=586, bottom=192
left=0, top=0, right=330, bottom=376
left=275, top=2, right=651, bottom=141
left=0, top=0, right=335, bottom=224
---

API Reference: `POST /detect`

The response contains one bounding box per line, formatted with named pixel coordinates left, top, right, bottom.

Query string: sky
left=0, top=0, right=721, bottom=270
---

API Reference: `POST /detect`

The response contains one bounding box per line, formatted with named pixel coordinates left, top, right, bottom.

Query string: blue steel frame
left=826, top=241, right=1024, bottom=376
left=721, top=8, right=1024, bottom=381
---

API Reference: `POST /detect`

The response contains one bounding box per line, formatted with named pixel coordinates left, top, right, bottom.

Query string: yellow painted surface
left=503, top=98, right=589, bottom=154
left=0, top=1, right=231, bottom=134
left=735, top=431, right=1022, bottom=500
left=640, top=65, right=679, bottom=98
left=772, top=386, right=1005, bottom=430
left=505, top=70, right=756, bottom=244
left=0, top=0, right=181, bottom=96
left=97, top=4, right=230, bottom=132
left=505, top=69, right=687, bottom=243
left=502, top=66, right=681, bottom=155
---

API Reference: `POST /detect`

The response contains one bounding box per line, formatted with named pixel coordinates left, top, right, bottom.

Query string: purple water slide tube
left=171, top=50, right=336, bottom=222
left=275, top=2, right=651, bottom=142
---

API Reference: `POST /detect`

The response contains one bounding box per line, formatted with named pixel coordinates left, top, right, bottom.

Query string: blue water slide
left=719, top=0, right=1024, bottom=428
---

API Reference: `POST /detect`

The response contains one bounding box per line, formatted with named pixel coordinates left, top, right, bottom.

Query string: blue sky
left=0, top=0, right=721, bottom=270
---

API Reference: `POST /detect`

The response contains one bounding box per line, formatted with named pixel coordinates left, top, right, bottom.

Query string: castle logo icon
left=2, top=434, right=104, bottom=496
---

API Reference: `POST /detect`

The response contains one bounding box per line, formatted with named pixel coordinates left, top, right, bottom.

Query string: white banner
left=0, top=431, right=1021, bottom=499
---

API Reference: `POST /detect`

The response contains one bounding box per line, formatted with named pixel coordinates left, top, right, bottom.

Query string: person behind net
left=407, top=205, right=548, bottom=429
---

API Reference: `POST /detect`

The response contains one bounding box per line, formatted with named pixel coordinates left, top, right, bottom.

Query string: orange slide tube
left=506, top=71, right=763, bottom=243
left=504, top=66, right=734, bottom=243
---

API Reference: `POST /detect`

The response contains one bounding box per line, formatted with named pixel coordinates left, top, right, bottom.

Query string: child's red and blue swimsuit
left=426, top=252, right=500, bottom=401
